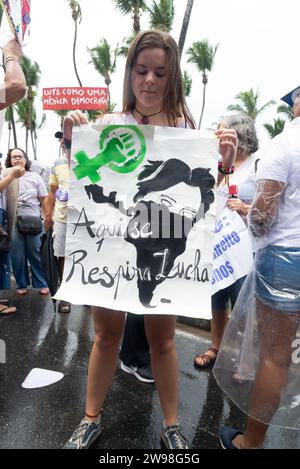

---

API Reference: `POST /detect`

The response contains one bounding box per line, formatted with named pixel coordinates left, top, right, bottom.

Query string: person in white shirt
left=214, top=85, right=300, bottom=449
left=194, top=114, right=258, bottom=369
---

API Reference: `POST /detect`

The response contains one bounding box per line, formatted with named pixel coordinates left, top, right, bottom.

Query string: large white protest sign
left=211, top=207, right=253, bottom=295
left=56, top=125, right=219, bottom=319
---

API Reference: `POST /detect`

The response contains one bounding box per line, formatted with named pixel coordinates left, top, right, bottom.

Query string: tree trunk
left=107, top=84, right=111, bottom=112
left=25, top=128, right=28, bottom=154
left=73, top=19, right=83, bottom=86
left=198, top=82, right=207, bottom=130
left=7, top=121, right=11, bottom=150
left=30, top=130, right=37, bottom=159
left=133, top=7, right=140, bottom=33
left=178, top=0, right=194, bottom=58
left=8, top=106, right=18, bottom=147
left=28, top=88, right=34, bottom=155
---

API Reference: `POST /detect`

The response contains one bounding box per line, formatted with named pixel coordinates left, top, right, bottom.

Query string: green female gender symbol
left=73, top=125, right=147, bottom=183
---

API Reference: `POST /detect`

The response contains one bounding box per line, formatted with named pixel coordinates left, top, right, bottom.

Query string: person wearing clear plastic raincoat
left=213, top=85, right=300, bottom=449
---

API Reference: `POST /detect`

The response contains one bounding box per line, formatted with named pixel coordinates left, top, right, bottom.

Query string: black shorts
left=212, top=276, right=246, bottom=311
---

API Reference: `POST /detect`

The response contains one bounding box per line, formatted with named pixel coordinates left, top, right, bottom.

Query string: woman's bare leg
left=85, top=307, right=125, bottom=420
left=234, top=302, right=299, bottom=448
left=211, top=308, right=228, bottom=349
left=144, top=315, right=178, bottom=426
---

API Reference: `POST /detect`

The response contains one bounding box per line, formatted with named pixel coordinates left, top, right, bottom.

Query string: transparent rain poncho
left=213, top=179, right=300, bottom=429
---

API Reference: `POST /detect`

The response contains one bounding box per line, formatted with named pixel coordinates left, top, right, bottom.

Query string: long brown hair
left=123, top=30, right=196, bottom=129
left=5, top=148, right=31, bottom=171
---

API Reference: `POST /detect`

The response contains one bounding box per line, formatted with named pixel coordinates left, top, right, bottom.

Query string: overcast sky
left=1, top=0, right=299, bottom=166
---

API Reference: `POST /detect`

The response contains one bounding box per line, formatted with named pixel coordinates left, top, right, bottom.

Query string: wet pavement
left=0, top=288, right=300, bottom=449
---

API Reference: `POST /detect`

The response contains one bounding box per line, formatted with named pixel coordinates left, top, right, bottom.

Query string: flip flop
left=0, top=304, right=17, bottom=316
left=17, top=289, right=27, bottom=295
left=40, top=288, right=50, bottom=295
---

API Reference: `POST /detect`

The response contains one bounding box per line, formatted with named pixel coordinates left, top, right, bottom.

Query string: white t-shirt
left=256, top=117, right=300, bottom=248
left=17, top=171, right=48, bottom=218
left=95, top=111, right=187, bottom=128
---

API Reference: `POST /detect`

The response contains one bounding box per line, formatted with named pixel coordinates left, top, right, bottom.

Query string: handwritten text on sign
left=55, top=125, right=220, bottom=319
left=42, top=87, right=108, bottom=111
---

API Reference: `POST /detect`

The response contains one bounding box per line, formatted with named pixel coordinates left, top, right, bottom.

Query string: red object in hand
left=228, top=185, right=238, bottom=198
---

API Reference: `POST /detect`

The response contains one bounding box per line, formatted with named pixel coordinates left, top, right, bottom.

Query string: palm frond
left=187, top=40, right=219, bottom=73
left=263, top=118, right=285, bottom=138
left=227, top=88, right=275, bottom=120
left=277, top=104, right=294, bottom=121
left=113, top=0, right=147, bottom=15
left=147, top=0, right=175, bottom=32
left=21, top=56, right=41, bottom=88
left=182, top=70, right=192, bottom=97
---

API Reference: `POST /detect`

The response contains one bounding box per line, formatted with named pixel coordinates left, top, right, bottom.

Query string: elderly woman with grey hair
left=194, top=113, right=259, bottom=369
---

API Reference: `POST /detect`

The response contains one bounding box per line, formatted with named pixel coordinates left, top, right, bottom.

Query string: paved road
left=0, top=289, right=299, bottom=449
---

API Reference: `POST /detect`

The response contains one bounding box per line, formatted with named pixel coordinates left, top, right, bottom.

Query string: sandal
left=0, top=304, right=17, bottom=316
left=194, top=346, right=219, bottom=369
left=17, top=289, right=27, bottom=295
left=58, top=301, right=71, bottom=314
left=231, top=371, right=249, bottom=385
left=40, top=288, right=50, bottom=295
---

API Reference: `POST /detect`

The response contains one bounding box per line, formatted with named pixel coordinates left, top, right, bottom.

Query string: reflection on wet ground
left=0, top=289, right=299, bottom=449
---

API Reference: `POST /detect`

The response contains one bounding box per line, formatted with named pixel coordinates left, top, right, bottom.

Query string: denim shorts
left=255, top=245, right=300, bottom=312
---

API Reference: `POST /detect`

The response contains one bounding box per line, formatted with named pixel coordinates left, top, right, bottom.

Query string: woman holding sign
left=62, top=29, right=238, bottom=450
left=194, top=114, right=259, bottom=369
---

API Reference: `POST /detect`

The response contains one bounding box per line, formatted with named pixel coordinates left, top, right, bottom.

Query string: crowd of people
left=0, top=29, right=299, bottom=450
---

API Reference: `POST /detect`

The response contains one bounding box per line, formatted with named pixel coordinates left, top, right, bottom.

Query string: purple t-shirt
left=17, top=171, right=48, bottom=217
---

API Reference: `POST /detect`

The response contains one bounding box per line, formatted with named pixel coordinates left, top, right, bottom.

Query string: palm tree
left=113, top=0, right=148, bottom=33
left=227, top=88, right=275, bottom=121
left=15, top=98, right=32, bottom=154
left=4, top=106, right=18, bottom=148
left=118, top=31, right=137, bottom=58
left=263, top=118, right=285, bottom=138
left=88, top=39, right=118, bottom=111
left=187, top=40, right=219, bottom=129
left=182, top=70, right=192, bottom=97
left=178, top=0, right=194, bottom=58
left=68, top=0, right=83, bottom=86
left=15, top=98, right=46, bottom=157
left=147, top=0, right=175, bottom=32
left=277, top=104, right=294, bottom=121
left=20, top=56, right=41, bottom=159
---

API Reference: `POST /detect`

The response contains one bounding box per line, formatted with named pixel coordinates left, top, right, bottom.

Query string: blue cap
left=281, top=85, right=300, bottom=107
